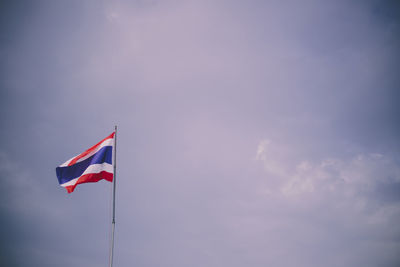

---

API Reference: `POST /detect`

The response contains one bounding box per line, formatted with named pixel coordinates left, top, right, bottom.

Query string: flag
left=56, top=132, right=115, bottom=193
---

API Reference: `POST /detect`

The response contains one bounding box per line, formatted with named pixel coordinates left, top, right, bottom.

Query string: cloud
left=251, top=139, right=400, bottom=266
left=256, top=138, right=400, bottom=222
left=1, top=0, right=400, bottom=266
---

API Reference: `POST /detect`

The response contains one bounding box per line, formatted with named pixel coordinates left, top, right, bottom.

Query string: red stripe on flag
left=68, top=132, right=115, bottom=166
left=65, top=171, right=113, bottom=193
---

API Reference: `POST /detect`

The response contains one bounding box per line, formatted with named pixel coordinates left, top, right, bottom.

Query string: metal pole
left=109, top=125, right=117, bottom=267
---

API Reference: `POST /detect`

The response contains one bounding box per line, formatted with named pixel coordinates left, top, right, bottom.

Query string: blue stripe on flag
left=56, top=146, right=112, bottom=184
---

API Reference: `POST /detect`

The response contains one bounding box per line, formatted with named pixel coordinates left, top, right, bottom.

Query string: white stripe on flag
left=60, top=163, right=113, bottom=187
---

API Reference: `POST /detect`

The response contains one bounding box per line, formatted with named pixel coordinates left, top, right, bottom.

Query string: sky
left=1, top=0, right=400, bottom=266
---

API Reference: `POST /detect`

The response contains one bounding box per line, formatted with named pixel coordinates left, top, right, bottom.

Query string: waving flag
left=56, top=132, right=115, bottom=193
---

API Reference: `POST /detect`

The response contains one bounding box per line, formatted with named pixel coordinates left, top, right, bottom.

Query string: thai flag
left=56, top=132, right=115, bottom=193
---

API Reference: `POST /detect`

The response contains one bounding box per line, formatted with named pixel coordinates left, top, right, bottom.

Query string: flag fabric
left=56, top=132, right=115, bottom=193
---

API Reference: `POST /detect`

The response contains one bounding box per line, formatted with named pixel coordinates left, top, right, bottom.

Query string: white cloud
left=250, top=139, right=400, bottom=266
left=257, top=139, right=400, bottom=196
left=255, top=138, right=400, bottom=226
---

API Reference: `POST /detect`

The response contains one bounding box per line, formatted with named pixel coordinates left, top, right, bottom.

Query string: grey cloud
left=1, top=0, right=400, bottom=266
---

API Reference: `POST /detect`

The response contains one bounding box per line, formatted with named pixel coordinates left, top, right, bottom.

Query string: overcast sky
left=1, top=0, right=400, bottom=266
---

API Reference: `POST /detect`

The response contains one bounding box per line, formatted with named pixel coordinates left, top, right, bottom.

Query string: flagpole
left=109, top=125, right=117, bottom=267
